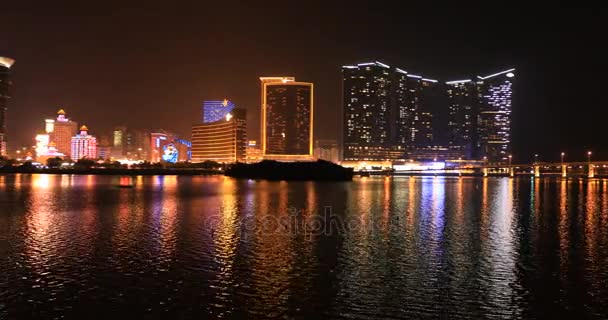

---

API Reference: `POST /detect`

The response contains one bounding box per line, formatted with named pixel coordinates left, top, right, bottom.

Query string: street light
left=508, top=155, right=512, bottom=166
left=534, top=154, right=539, bottom=163
left=561, top=152, right=565, bottom=164
left=588, top=151, right=592, bottom=163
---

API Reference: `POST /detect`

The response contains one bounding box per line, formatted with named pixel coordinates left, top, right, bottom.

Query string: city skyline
left=1, top=4, right=606, bottom=162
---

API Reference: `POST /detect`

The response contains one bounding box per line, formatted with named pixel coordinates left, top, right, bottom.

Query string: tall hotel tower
left=51, top=109, right=79, bottom=156
left=342, top=61, right=438, bottom=161
left=476, top=69, right=514, bottom=162
left=446, top=68, right=514, bottom=162
left=0, top=56, right=15, bottom=156
left=343, top=61, right=514, bottom=163
left=260, top=77, right=313, bottom=160
left=71, top=125, right=97, bottom=160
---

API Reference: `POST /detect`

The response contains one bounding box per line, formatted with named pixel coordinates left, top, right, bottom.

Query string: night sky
left=1, top=3, right=605, bottom=162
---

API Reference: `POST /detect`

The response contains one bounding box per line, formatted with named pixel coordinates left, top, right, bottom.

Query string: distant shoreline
left=0, top=168, right=604, bottom=179
left=0, top=168, right=222, bottom=176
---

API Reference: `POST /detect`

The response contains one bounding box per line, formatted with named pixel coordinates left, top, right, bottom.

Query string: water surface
left=1, top=174, right=607, bottom=319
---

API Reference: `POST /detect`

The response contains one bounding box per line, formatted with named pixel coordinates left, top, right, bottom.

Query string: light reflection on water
left=0, top=175, right=608, bottom=318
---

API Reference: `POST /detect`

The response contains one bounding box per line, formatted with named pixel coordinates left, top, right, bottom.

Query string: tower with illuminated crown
left=50, top=109, right=78, bottom=157
left=71, top=125, right=97, bottom=160
left=0, top=56, right=15, bottom=156
left=202, top=99, right=236, bottom=123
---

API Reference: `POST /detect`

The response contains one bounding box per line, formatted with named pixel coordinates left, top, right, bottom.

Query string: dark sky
left=1, top=3, right=606, bottom=162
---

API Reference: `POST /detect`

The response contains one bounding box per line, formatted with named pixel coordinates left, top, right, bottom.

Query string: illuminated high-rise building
left=51, top=109, right=78, bottom=156
left=0, top=56, right=15, bottom=156
left=475, top=69, right=514, bottom=162
left=342, top=62, right=440, bottom=160
left=260, top=77, right=313, bottom=159
left=446, top=79, right=478, bottom=159
left=111, top=126, right=127, bottom=158
left=342, top=62, right=393, bottom=160
left=445, top=68, right=514, bottom=162
left=71, top=125, right=97, bottom=160
left=191, top=108, right=247, bottom=163
left=202, top=99, right=236, bottom=123
left=405, top=76, right=440, bottom=147
left=343, top=61, right=513, bottom=162
left=259, top=77, right=295, bottom=142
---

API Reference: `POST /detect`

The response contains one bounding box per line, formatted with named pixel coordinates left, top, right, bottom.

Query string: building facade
left=342, top=62, right=395, bottom=161
left=314, top=139, right=340, bottom=163
left=342, top=62, right=440, bottom=161
left=261, top=78, right=313, bottom=159
left=149, top=130, right=191, bottom=163
left=51, top=109, right=78, bottom=157
left=444, top=69, right=514, bottom=162
left=446, top=79, right=478, bottom=159
left=203, top=99, right=236, bottom=123
left=71, top=125, right=97, bottom=160
left=475, top=69, right=514, bottom=162
left=0, top=57, right=15, bottom=156
left=245, top=140, right=263, bottom=163
left=342, top=61, right=514, bottom=163
left=191, top=108, right=247, bottom=163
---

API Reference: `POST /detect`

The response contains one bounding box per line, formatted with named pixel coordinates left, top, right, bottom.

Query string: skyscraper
left=261, top=77, right=313, bottom=159
left=406, top=76, right=440, bottom=147
left=342, top=62, right=397, bottom=160
left=0, top=56, right=15, bottom=156
left=202, top=99, right=236, bottom=123
left=71, top=125, right=97, bottom=160
left=446, top=79, right=477, bottom=159
left=342, top=62, right=439, bottom=161
left=51, top=109, right=78, bottom=157
left=259, top=77, right=295, bottom=143
left=445, top=68, right=514, bottom=162
left=111, top=126, right=127, bottom=158
left=343, top=61, right=514, bottom=163
left=191, top=108, right=247, bottom=163
left=476, top=69, right=514, bottom=162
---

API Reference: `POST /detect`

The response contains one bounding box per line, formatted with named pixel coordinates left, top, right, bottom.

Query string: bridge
left=478, top=161, right=608, bottom=178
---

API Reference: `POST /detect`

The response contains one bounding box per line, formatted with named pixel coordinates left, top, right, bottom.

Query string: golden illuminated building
left=191, top=108, right=247, bottom=163
left=260, top=77, right=313, bottom=161
left=50, top=109, right=78, bottom=157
